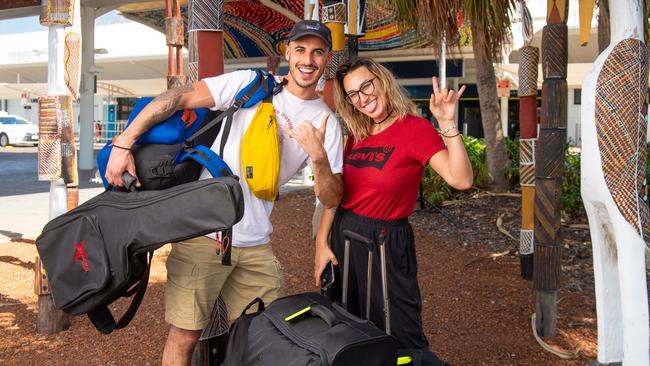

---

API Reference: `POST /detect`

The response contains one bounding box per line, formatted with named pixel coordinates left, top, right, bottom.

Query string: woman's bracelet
left=439, top=125, right=458, bottom=135
left=438, top=125, right=460, bottom=138
left=112, top=144, right=132, bottom=152
left=441, top=132, right=461, bottom=138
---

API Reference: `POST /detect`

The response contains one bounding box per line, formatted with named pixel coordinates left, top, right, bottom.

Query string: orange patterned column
left=322, top=0, right=346, bottom=111
left=165, top=0, right=185, bottom=88
left=517, top=2, right=538, bottom=281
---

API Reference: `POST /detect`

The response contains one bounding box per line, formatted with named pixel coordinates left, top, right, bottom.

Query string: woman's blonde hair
left=334, top=57, right=417, bottom=141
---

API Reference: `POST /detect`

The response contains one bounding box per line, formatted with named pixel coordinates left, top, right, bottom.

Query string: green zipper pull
left=284, top=306, right=311, bottom=322
left=397, top=356, right=413, bottom=365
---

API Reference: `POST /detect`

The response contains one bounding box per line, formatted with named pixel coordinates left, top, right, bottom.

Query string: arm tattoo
left=137, top=84, right=195, bottom=128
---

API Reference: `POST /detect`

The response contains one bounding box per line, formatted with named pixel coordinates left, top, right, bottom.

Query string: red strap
left=182, top=109, right=197, bottom=128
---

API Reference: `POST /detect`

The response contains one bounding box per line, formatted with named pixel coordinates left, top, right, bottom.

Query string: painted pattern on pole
left=188, top=0, right=224, bottom=83
left=165, top=0, right=186, bottom=89
left=63, top=31, right=81, bottom=101
left=595, top=38, right=650, bottom=245
left=534, top=0, right=568, bottom=337
left=40, top=0, right=73, bottom=26
left=517, top=2, right=539, bottom=280
left=322, top=0, right=347, bottom=111
left=322, top=1, right=347, bottom=80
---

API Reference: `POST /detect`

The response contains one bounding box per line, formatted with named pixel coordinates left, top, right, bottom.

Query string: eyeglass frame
left=345, top=77, right=378, bottom=105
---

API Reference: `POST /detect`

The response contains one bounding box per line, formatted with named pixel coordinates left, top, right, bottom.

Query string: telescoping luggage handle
left=341, top=229, right=391, bottom=335
left=342, top=230, right=418, bottom=365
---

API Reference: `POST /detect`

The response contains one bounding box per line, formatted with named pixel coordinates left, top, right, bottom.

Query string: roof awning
left=119, top=0, right=435, bottom=59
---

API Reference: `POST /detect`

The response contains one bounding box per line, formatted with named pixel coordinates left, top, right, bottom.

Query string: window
left=0, top=117, right=16, bottom=124
left=574, top=89, right=582, bottom=105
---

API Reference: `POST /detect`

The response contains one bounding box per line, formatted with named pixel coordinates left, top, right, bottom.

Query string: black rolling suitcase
left=340, top=231, right=449, bottom=366
left=203, top=229, right=447, bottom=366
left=216, top=229, right=400, bottom=366
left=35, top=175, right=244, bottom=334
left=223, top=293, right=396, bottom=366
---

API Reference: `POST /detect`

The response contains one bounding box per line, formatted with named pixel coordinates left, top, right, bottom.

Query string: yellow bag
left=240, top=101, right=280, bottom=201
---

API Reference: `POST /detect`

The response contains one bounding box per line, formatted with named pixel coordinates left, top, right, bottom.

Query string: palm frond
left=462, top=0, right=517, bottom=60
left=377, top=0, right=517, bottom=60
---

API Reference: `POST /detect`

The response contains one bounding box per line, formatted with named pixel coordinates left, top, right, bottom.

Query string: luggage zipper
left=264, top=312, right=329, bottom=366
left=133, top=180, right=241, bottom=254
left=40, top=179, right=236, bottom=233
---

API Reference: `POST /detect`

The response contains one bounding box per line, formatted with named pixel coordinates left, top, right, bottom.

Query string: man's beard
left=290, top=64, right=321, bottom=89
left=294, top=77, right=319, bottom=89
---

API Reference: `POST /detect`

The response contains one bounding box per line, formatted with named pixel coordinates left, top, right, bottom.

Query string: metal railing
left=94, top=120, right=127, bottom=144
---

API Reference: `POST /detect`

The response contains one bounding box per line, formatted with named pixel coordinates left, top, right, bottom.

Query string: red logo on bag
left=74, top=240, right=90, bottom=272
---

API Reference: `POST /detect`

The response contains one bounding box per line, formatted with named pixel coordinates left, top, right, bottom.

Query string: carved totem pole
left=165, top=0, right=185, bottom=89
left=35, top=0, right=83, bottom=333
left=187, top=0, right=224, bottom=84
left=533, top=0, right=568, bottom=337
left=517, top=0, right=538, bottom=281
left=580, top=0, right=649, bottom=364
left=186, top=1, right=228, bottom=364
left=345, top=0, right=366, bottom=59
left=322, top=0, right=347, bottom=111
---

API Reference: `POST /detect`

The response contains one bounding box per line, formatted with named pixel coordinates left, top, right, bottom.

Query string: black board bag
left=35, top=175, right=244, bottom=334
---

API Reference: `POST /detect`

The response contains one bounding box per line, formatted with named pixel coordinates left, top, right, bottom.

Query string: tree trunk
left=471, top=24, right=510, bottom=191
left=598, top=0, right=610, bottom=53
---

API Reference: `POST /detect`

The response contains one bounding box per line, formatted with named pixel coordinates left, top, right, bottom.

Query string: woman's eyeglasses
left=345, top=77, right=377, bottom=105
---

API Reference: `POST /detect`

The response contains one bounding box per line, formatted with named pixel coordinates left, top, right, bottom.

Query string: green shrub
left=462, top=135, right=490, bottom=187
left=420, top=134, right=587, bottom=220
left=503, top=134, right=520, bottom=186
left=562, top=146, right=583, bottom=219
left=421, top=135, right=489, bottom=205
left=421, top=166, right=453, bottom=205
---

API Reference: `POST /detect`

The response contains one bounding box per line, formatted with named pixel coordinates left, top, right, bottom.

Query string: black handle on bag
left=310, top=304, right=339, bottom=328
left=122, top=172, right=137, bottom=192
left=106, top=172, right=138, bottom=192
left=240, top=297, right=265, bottom=316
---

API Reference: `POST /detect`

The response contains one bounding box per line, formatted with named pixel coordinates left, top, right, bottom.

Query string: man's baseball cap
left=287, top=20, right=332, bottom=50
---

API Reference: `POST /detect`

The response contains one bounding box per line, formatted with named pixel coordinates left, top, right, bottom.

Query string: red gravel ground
left=0, top=188, right=600, bottom=365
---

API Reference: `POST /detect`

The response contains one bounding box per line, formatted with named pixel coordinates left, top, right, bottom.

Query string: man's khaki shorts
left=164, top=236, right=284, bottom=330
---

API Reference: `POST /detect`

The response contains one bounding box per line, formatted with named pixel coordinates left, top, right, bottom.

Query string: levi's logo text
left=345, top=146, right=395, bottom=170
left=74, top=240, right=90, bottom=272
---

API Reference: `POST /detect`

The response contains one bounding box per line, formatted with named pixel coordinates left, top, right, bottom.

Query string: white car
left=0, top=112, right=38, bottom=147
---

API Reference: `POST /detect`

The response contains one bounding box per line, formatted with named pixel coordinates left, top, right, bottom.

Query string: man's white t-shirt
left=200, top=70, right=343, bottom=247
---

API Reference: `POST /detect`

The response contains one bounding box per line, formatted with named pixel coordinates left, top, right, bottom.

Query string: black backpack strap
left=273, top=77, right=288, bottom=96
left=218, top=112, right=235, bottom=158
left=217, top=74, right=267, bottom=158
left=186, top=72, right=281, bottom=153
left=87, top=251, right=153, bottom=334
left=185, top=107, right=232, bottom=146
left=220, top=228, right=233, bottom=266
left=186, top=73, right=267, bottom=158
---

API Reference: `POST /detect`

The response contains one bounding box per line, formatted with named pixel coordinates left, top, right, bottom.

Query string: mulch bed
left=0, top=188, right=603, bottom=365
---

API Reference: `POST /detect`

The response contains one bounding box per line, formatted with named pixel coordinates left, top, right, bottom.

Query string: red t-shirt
left=341, top=115, right=447, bottom=220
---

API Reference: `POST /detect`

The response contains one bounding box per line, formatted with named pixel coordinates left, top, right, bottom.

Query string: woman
left=314, top=57, right=472, bottom=361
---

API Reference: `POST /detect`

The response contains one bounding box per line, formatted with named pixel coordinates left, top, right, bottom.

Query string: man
left=105, top=20, right=343, bottom=366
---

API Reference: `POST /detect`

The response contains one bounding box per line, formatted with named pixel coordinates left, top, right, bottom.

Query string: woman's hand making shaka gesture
left=429, top=76, right=466, bottom=124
